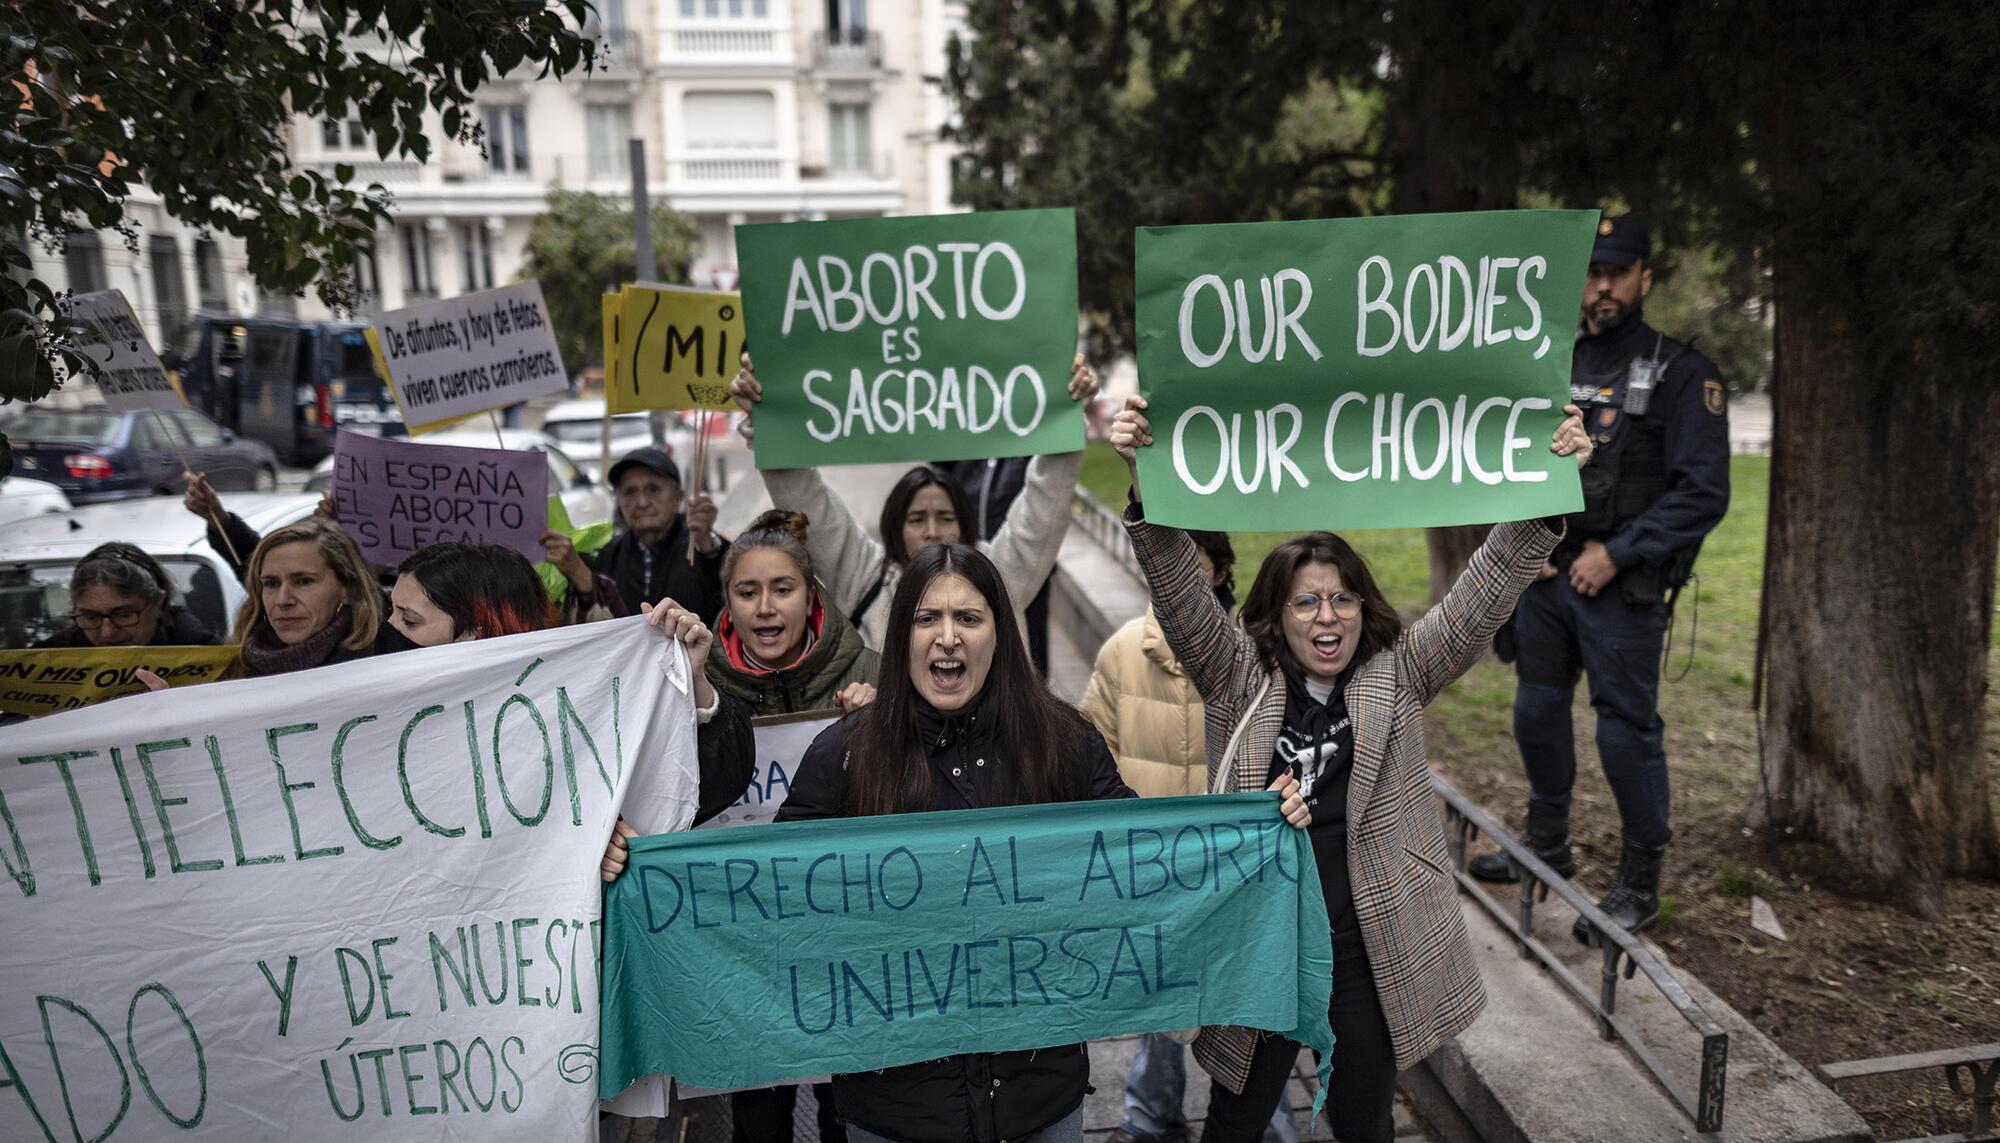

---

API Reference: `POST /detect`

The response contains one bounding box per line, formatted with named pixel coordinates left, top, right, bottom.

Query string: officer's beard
left=1581, top=297, right=1640, bottom=335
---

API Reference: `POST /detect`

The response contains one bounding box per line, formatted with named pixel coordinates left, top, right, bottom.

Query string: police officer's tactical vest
left=1567, top=328, right=1684, bottom=547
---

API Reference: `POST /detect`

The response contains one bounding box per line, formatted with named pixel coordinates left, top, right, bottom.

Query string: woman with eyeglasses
left=36, top=542, right=219, bottom=649
left=1106, top=395, right=1593, bottom=1143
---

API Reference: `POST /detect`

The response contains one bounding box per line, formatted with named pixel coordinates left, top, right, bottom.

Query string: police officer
left=1469, top=214, right=1731, bottom=943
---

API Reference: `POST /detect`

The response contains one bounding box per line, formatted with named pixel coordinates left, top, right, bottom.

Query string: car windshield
left=16, top=412, right=122, bottom=445
left=543, top=416, right=650, bottom=445
left=337, top=330, right=382, bottom=383
left=0, top=556, right=229, bottom=649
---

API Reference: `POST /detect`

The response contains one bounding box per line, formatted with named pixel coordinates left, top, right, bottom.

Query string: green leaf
left=334, top=161, right=355, bottom=182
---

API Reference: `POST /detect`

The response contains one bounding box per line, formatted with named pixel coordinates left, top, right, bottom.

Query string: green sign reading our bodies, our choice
left=1135, top=209, right=1596, bottom=531
left=598, top=793, right=1334, bottom=1112
left=736, top=209, right=1086, bottom=468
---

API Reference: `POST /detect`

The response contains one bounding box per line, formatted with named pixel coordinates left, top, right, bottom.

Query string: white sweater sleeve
left=760, top=466, right=889, bottom=616
left=981, top=449, right=1083, bottom=606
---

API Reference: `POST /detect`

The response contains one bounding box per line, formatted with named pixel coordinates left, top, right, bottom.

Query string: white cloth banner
left=0, top=617, right=698, bottom=1142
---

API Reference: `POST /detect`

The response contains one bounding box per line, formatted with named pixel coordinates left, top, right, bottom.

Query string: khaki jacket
left=1078, top=607, right=1208, bottom=799
left=1126, top=501, right=1559, bottom=1089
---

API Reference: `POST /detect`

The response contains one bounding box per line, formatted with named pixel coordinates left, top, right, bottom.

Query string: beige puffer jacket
left=1077, top=606, right=1208, bottom=799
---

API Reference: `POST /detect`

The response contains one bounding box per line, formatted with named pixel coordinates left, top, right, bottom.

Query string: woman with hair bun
left=706, top=509, right=879, bottom=717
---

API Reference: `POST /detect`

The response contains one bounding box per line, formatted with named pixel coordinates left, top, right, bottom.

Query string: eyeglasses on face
left=70, top=605, right=150, bottom=629
left=1286, top=592, right=1362, bottom=623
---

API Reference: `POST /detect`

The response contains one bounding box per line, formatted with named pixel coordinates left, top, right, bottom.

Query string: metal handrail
left=1432, top=773, right=1730, bottom=1133
left=1068, top=486, right=1142, bottom=580
left=1816, top=1044, right=2000, bottom=1141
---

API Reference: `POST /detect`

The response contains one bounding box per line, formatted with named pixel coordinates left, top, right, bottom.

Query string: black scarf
left=1272, top=658, right=1355, bottom=821
left=238, top=609, right=355, bottom=677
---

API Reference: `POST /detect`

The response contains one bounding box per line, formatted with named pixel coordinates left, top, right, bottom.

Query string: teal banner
left=1134, top=209, right=1594, bottom=531
left=598, top=793, right=1333, bottom=1107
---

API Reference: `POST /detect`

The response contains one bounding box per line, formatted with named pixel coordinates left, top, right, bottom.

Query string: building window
left=587, top=104, right=635, bottom=179
left=64, top=231, right=105, bottom=294
left=318, top=118, right=368, bottom=150
left=459, top=223, right=494, bottom=291
left=684, top=91, right=777, bottom=149
left=481, top=105, right=531, bottom=174
left=148, top=235, right=187, bottom=341
left=827, top=0, right=868, bottom=36
left=193, top=238, right=225, bottom=308
left=828, top=103, right=872, bottom=173
left=681, top=0, right=768, bottom=17
left=401, top=225, right=434, bottom=295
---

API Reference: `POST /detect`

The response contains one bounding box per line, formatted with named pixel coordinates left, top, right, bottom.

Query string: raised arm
left=731, top=362, right=889, bottom=614
left=1399, top=518, right=1563, bottom=706
left=761, top=466, right=887, bottom=615
left=982, top=448, right=1082, bottom=609
left=1110, top=395, right=1247, bottom=703
left=1400, top=405, right=1593, bottom=704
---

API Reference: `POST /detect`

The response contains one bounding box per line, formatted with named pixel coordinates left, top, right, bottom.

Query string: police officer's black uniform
left=1469, top=216, right=1731, bottom=942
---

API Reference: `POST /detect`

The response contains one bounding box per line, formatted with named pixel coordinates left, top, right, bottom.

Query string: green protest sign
left=1134, top=210, right=1595, bottom=531
left=598, top=792, right=1334, bottom=1111
left=735, top=209, right=1085, bottom=468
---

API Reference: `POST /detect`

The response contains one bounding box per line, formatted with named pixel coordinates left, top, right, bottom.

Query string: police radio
left=1624, top=332, right=1669, bottom=416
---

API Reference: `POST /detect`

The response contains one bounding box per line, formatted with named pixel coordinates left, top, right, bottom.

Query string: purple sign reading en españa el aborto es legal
left=330, top=429, right=549, bottom=566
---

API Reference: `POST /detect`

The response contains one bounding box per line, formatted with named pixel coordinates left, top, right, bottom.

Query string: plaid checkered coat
left=1124, top=505, right=1561, bottom=1090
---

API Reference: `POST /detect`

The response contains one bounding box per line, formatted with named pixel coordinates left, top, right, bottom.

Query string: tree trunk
left=1382, top=11, right=1520, bottom=602
left=1748, top=261, right=2000, bottom=909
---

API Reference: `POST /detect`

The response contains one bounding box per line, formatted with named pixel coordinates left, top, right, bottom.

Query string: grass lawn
left=1078, top=440, right=2000, bottom=1139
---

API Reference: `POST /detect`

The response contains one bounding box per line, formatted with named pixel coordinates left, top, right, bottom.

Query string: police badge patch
left=1703, top=379, right=1726, bottom=416
left=1598, top=408, right=1618, bottom=429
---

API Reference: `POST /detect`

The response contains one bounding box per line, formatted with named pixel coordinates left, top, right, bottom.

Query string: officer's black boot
left=1573, top=837, right=1667, bottom=944
left=1468, top=801, right=1577, bottom=884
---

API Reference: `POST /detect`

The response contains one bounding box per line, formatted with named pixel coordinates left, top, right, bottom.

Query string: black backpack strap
left=849, top=564, right=892, bottom=626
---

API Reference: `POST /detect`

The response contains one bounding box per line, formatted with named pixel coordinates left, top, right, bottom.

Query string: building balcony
left=810, top=29, right=886, bottom=73
left=587, top=28, right=647, bottom=75
left=300, top=157, right=425, bottom=184
left=800, top=149, right=896, bottom=184
left=660, top=21, right=792, bottom=70
left=672, top=155, right=788, bottom=182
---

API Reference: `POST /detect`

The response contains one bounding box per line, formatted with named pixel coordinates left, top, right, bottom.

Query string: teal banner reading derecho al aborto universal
left=736, top=209, right=1085, bottom=467
left=1135, top=209, right=1596, bottom=531
left=598, top=793, right=1334, bottom=1109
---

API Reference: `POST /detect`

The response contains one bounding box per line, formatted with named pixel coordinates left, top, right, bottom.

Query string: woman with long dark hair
left=1108, top=395, right=1592, bottom=1143
left=772, top=543, right=1137, bottom=1143
left=727, top=357, right=1097, bottom=650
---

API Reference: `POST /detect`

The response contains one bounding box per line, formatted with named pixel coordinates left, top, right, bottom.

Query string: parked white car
left=0, top=475, right=72, bottom=528
left=537, top=399, right=694, bottom=484
left=303, top=428, right=614, bottom=529
left=0, top=492, right=320, bottom=648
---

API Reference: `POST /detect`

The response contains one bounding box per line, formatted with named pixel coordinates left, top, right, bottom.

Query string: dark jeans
left=732, top=1083, right=845, bottom=1143
left=1199, top=951, right=1395, bottom=1143
left=1510, top=573, right=1673, bottom=848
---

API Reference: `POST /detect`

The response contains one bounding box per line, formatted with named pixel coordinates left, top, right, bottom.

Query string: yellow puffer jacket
left=1078, top=607, right=1209, bottom=799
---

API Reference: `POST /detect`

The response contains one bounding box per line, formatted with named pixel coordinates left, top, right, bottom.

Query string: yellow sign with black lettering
left=0, top=645, right=240, bottom=717
left=608, top=285, right=743, bottom=412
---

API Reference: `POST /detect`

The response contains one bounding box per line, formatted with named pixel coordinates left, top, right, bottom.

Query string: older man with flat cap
left=1471, top=213, right=1731, bottom=944
left=542, top=446, right=728, bottom=625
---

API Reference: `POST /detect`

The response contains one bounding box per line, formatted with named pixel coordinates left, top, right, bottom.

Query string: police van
left=165, top=315, right=405, bottom=465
